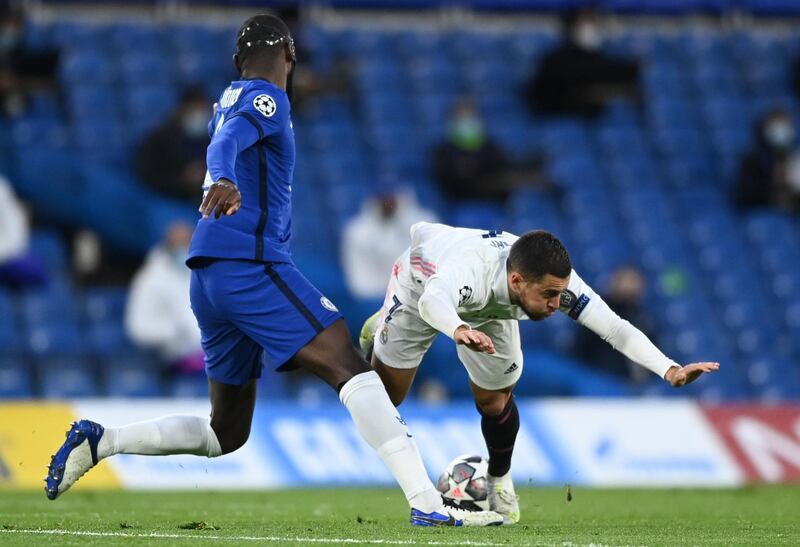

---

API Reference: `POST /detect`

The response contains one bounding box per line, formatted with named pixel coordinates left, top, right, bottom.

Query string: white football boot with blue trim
left=45, top=420, right=104, bottom=500
left=411, top=502, right=504, bottom=527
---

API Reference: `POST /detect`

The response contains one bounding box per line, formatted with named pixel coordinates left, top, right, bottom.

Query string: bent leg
left=96, top=378, right=256, bottom=460
left=290, top=319, right=443, bottom=513
left=471, top=381, right=519, bottom=478
left=372, top=353, right=417, bottom=407
left=458, top=320, right=523, bottom=478
left=209, top=378, right=257, bottom=454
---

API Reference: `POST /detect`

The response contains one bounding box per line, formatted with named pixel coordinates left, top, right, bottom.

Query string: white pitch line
left=0, top=528, right=642, bottom=547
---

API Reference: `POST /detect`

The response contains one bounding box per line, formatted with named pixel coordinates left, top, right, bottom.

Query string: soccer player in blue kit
left=44, top=14, right=502, bottom=527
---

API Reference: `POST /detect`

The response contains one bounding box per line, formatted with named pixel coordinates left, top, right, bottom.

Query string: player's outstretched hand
left=665, top=362, right=720, bottom=387
left=200, top=179, right=241, bottom=220
left=454, top=325, right=496, bottom=354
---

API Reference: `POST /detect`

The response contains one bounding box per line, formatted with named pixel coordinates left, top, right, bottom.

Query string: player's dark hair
left=236, top=14, right=295, bottom=71
left=507, top=230, right=571, bottom=281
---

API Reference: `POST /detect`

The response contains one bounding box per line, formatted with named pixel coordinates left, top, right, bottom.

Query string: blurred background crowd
left=2, top=0, right=800, bottom=404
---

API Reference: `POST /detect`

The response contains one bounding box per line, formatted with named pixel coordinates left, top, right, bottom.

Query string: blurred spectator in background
left=433, top=98, right=511, bottom=204
left=0, top=6, right=59, bottom=120
left=433, top=98, right=554, bottom=206
left=0, top=174, right=46, bottom=287
left=137, top=86, right=210, bottom=203
left=341, top=183, right=438, bottom=300
left=275, top=6, right=353, bottom=115
left=735, top=108, right=800, bottom=213
left=524, top=8, right=639, bottom=119
left=125, top=222, right=203, bottom=376
left=572, top=266, right=655, bottom=383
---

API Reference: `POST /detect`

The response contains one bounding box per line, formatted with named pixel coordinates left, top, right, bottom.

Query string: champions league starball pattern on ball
left=436, top=454, right=490, bottom=511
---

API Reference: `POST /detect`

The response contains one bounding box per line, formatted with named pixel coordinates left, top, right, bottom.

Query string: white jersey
left=396, top=222, right=678, bottom=379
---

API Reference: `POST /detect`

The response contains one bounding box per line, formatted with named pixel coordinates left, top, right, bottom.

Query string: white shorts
left=373, top=266, right=523, bottom=391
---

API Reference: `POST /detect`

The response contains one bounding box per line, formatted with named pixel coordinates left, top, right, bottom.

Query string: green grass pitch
left=0, top=487, right=798, bottom=546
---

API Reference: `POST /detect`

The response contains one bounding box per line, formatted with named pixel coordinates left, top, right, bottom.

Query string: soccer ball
left=436, top=454, right=489, bottom=511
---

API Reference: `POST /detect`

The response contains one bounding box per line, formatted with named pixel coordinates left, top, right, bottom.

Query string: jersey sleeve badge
left=560, top=289, right=590, bottom=320
left=458, top=286, right=473, bottom=306
left=253, top=94, right=277, bottom=118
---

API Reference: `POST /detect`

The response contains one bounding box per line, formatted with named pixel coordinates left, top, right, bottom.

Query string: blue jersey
left=188, top=78, right=295, bottom=264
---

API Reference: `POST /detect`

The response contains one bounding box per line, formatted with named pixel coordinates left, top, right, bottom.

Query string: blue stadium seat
left=110, top=23, right=166, bottom=55
left=81, top=287, right=128, bottom=325
left=119, top=53, right=171, bottom=85
left=67, top=84, right=119, bottom=121
left=125, top=86, right=178, bottom=130
left=20, top=283, right=76, bottom=323
left=60, top=50, right=115, bottom=85
left=38, top=358, right=98, bottom=398
left=0, top=357, right=33, bottom=398
left=29, top=230, right=69, bottom=275
left=12, top=119, right=69, bottom=150
left=170, top=375, right=209, bottom=398
left=104, top=355, right=162, bottom=398
left=85, top=322, right=135, bottom=357
left=746, top=0, right=800, bottom=16
left=11, top=18, right=800, bottom=401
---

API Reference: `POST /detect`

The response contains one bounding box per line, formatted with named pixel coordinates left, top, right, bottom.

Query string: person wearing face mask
left=136, top=86, right=212, bottom=202
left=125, top=221, right=204, bottom=376
left=433, top=98, right=510, bottom=204
left=341, top=181, right=438, bottom=301
left=735, top=108, right=800, bottom=213
left=524, top=8, right=640, bottom=119
left=571, top=266, right=657, bottom=383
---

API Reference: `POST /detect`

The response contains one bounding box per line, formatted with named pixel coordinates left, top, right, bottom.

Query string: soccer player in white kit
left=360, top=222, right=720, bottom=525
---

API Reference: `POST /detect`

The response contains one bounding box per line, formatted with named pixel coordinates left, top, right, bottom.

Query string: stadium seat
left=38, top=358, right=98, bottom=399
left=0, top=357, right=33, bottom=398
left=103, top=355, right=163, bottom=398
left=29, top=230, right=69, bottom=275
left=14, top=15, right=800, bottom=401
left=170, top=375, right=210, bottom=398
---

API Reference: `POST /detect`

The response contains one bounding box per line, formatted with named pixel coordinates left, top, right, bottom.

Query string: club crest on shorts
left=320, top=296, right=338, bottom=312
left=380, top=323, right=389, bottom=345
left=253, top=94, right=277, bottom=118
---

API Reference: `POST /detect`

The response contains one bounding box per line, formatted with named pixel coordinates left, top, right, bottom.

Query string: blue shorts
left=189, top=259, right=342, bottom=385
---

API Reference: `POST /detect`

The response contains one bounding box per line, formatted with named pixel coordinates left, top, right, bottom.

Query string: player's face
left=513, top=273, right=570, bottom=321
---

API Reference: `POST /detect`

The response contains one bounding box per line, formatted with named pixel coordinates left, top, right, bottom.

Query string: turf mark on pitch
left=178, top=521, right=219, bottom=530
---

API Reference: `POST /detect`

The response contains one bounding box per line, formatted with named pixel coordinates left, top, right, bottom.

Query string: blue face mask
left=765, top=121, right=795, bottom=150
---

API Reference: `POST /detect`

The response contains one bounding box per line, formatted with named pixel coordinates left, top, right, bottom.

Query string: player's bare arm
left=454, top=325, right=496, bottom=354
left=664, top=362, right=720, bottom=387
left=200, top=178, right=241, bottom=219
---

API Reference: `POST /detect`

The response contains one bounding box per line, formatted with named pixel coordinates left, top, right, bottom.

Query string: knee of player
left=475, top=394, right=510, bottom=417
left=212, top=422, right=251, bottom=455
left=220, top=430, right=250, bottom=454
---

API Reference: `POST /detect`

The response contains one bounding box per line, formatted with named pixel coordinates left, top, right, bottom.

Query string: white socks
left=92, top=372, right=444, bottom=514
left=339, top=371, right=442, bottom=514
left=97, top=415, right=222, bottom=459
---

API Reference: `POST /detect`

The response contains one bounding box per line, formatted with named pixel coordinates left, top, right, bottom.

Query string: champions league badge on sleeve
left=320, top=296, right=338, bottom=313
left=253, top=94, right=277, bottom=117
left=560, top=289, right=590, bottom=319
left=458, top=286, right=473, bottom=306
